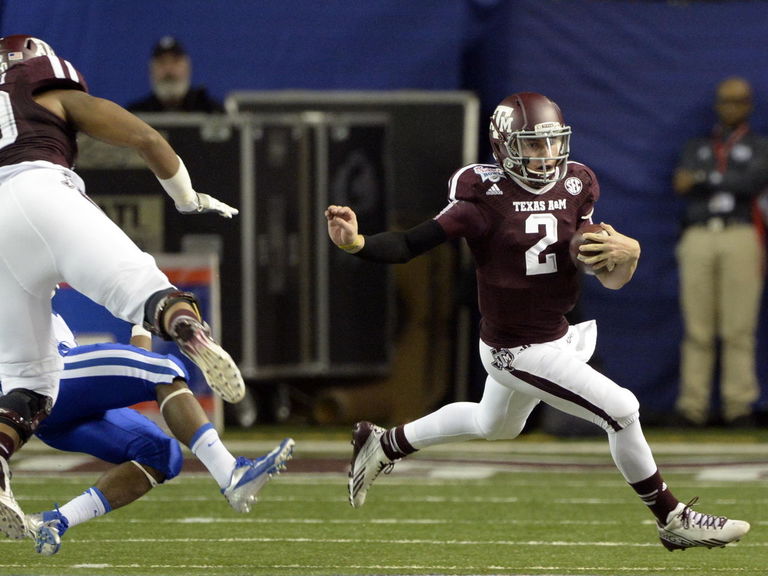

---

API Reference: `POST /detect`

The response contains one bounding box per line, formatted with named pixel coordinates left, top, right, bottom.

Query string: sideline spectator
left=127, top=36, right=224, bottom=113
left=673, top=76, right=768, bottom=428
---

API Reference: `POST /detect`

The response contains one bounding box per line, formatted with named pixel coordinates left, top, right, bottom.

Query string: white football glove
left=175, top=193, right=239, bottom=218
left=159, top=156, right=239, bottom=219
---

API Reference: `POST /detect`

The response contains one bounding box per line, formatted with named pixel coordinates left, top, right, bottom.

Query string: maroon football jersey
left=436, top=162, right=599, bottom=348
left=0, top=55, right=87, bottom=169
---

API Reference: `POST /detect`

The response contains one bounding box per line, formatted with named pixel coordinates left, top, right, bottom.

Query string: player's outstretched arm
left=325, top=204, right=447, bottom=264
left=37, top=89, right=237, bottom=218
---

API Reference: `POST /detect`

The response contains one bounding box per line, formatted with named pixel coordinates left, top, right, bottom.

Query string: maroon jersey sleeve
left=434, top=164, right=501, bottom=240
left=0, top=56, right=87, bottom=169
left=569, top=161, right=600, bottom=222
left=12, top=55, right=88, bottom=94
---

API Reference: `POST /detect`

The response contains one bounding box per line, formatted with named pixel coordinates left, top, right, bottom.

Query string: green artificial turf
left=1, top=428, right=765, bottom=576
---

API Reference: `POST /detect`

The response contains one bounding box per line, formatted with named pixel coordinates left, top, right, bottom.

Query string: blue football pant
left=34, top=343, right=190, bottom=480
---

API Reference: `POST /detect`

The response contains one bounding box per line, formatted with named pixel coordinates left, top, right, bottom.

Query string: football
left=569, top=223, right=608, bottom=269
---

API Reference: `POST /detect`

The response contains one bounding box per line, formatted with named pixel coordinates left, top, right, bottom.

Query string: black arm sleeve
left=353, top=219, right=447, bottom=263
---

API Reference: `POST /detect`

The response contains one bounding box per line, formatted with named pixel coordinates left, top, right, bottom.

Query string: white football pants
left=404, top=321, right=658, bottom=483
left=0, top=162, right=173, bottom=401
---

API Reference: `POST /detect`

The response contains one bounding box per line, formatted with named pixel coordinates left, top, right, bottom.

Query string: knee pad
left=605, top=388, right=640, bottom=430
left=0, top=389, right=53, bottom=443
left=143, top=288, right=201, bottom=341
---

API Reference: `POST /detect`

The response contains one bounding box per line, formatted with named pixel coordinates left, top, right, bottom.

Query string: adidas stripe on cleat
left=348, top=421, right=394, bottom=508
left=657, top=497, right=750, bottom=551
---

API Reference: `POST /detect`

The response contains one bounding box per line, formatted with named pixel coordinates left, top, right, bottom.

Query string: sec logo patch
left=564, top=177, right=583, bottom=195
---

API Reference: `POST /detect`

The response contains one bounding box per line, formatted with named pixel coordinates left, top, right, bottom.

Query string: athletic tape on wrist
left=338, top=234, right=364, bottom=252
left=158, top=155, right=197, bottom=208
left=131, top=325, right=152, bottom=338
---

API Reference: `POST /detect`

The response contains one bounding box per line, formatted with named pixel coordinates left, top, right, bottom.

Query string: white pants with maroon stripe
left=0, top=162, right=173, bottom=401
left=479, top=320, right=639, bottom=432
left=404, top=321, right=658, bottom=483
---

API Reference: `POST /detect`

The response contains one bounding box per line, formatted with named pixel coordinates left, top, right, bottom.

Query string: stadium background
left=3, top=0, right=768, bottom=420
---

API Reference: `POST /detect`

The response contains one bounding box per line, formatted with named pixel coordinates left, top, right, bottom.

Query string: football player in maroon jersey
left=0, top=35, right=245, bottom=540
left=326, top=92, right=750, bottom=551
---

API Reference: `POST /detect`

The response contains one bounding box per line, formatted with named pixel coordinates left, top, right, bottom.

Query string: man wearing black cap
left=127, top=36, right=224, bottom=113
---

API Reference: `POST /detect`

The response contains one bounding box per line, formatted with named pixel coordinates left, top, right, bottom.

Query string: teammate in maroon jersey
left=0, top=35, right=245, bottom=540
left=326, top=92, right=750, bottom=550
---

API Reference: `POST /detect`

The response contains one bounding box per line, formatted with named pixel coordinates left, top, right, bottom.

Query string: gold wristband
left=338, top=235, right=364, bottom=252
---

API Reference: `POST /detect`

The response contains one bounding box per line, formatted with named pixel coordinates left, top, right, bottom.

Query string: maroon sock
left=630, top=470, right=679, bottom=523
left=166, top=308, right=200, bottom=330
left=0, top=431, right=15, bottom=461
left=380, top=425, right=417, bottom=461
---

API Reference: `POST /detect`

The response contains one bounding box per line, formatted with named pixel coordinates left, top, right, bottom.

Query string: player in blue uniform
left=20, top=313, right=294, bottom=556
left=325, top=92, right=750, bottom=551
left=0, top=35, right=245, bottom=540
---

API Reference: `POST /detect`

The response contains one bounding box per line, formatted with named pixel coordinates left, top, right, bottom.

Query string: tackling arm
left=38, top=89, right=177, bottom=176
left=35, top=89, right=237, bottom=218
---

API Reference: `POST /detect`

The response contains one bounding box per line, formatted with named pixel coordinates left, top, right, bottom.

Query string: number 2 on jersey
left=525, top=213, right=558, bottom=276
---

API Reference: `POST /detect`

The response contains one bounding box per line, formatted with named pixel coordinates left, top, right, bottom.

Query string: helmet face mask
left=0, top=35, right=55, bottom=74
left=490, top=93, right=571, bottom=187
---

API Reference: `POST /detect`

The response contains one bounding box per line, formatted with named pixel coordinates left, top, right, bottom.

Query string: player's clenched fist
left=325, top=205, right=364, bottom=253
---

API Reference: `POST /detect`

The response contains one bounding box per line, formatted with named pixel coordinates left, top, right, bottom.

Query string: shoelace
left=678, top=497, right=728, bottom=530
left=41, top=504, right=68, bottom=533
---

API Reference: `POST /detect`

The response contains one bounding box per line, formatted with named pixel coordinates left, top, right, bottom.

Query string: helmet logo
left=491, top=105, right=515, bottom=136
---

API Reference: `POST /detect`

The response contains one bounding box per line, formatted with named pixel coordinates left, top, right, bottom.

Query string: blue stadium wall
left=4, top=0, right=768, bottom=417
